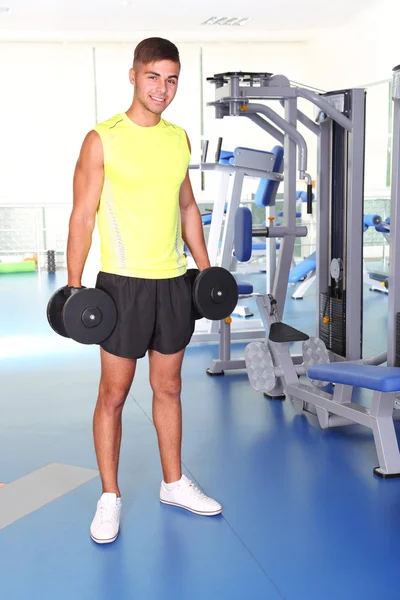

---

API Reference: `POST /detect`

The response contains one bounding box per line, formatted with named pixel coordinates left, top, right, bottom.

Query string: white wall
left=306, top=1, right=400, bottom=91
left=0, top=40, right=311, bottom=207
left=0, top=44, right=95, bottom=206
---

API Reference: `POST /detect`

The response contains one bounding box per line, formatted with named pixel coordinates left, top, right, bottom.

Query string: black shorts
left=95, top=271, right=196, bottom=359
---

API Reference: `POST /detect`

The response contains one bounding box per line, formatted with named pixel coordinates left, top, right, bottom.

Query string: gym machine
left=205, top=71, right=366, bottom=375
left=289, top=213, right=384, bottom=300
left=363, top=216, right=390, bottom=294
left=242, top=65, right=400, bottom=478
left=189, top=136, right=284, bottom=345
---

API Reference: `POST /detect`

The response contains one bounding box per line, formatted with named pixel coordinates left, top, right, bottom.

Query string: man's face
left=130, top=60, right=180, bottom=115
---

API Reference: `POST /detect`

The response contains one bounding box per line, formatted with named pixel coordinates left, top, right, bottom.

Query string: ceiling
left=0, top=0, right=379, bottom=42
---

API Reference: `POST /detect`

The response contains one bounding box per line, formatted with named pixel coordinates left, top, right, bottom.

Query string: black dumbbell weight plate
left=47, top=287, right=69, bottom=338
left=193, top=267, right=238, bottom=320
left=63, top=288, right=117, bottom=345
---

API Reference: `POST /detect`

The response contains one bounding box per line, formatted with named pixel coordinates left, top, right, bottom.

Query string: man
left=66, top=37, right=222, bottom=545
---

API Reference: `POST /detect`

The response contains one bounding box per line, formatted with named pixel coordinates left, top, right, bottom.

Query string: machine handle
left=215, top=137, right=223, bottom=162
left=201, top=140, right=209, bottom=163
left=307, top=184, right=313, bottom=215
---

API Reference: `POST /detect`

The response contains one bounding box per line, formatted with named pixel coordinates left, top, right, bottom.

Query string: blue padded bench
left=308, top=363, right=400, bottom=393
left=307, top=362, right=400, bottom=478
left=237, top=282, right=253, bottom=295
left=289, top=252, right=316, bottom=284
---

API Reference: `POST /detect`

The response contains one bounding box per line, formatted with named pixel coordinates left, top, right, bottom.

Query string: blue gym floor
left=0, top=271, right=399, bottom=600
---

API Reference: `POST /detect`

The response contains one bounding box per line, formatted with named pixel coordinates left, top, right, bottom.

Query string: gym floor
left=0, top=270, right=398, bottom=600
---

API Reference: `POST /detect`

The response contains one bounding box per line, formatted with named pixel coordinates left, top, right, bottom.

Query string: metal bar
left=297, top=110, right=321, bottom=136
left=207, top=358, right=247, bottom=373
left=296, top=87, right=353, bottom=132
left=266, top=205, right=276, bottom=294
left=206, top=171, right=230, bottom=267
left=196, top=162, right=283, bottom=181
left=370, top=391, right=400, bottom=475
left=286, top=383, right=371, bottom=427
left=316, top=120, right=331, bottom=341
left=273, top=97, right=298, bottom=314
left=219, top=319, right=231, bottom=361
left=219, top=171, right=245, bottom=269
left=279, top=99, right=320, bottom=136
left=243, top=113, right=285, bottom=144
left=252, top=226, right=308, bottom=238
left=190, top=328, right=266, bottom=344
left=387, top=67, right=400, bottom=366
left=245, top=103, right=308, bottom=175
left=213, top=85, right=297, bottom=103
left=345, top=88, right=366, bottom=360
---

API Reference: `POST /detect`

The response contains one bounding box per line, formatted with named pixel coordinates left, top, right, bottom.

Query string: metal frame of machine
left=202, top=71, right=366, bottom=373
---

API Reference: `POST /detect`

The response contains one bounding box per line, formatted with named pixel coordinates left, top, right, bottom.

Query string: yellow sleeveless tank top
left=94, top=113, right=191, bottom=279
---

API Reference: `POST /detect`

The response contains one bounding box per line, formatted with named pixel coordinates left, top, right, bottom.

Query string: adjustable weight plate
left=63, top=288, right=117, bottom=345
left=47, top=287, right=69, bottom=338
left=193, top=267, right=238, bottom=320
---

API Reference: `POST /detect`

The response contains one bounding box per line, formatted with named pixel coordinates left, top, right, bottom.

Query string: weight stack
left=47, top=250, right=56, bottom=273
left=319, top=292, right=346, bottom=357
left=396, top=313, right=400, bottom=367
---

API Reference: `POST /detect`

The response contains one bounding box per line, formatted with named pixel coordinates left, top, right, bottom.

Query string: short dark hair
left=133, top=38, right=180, bottom=67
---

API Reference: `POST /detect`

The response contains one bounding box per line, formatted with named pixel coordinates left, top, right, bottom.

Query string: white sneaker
left=90, top=492, right=122, bottom=544
left=160, top=475, right=223, bottom=516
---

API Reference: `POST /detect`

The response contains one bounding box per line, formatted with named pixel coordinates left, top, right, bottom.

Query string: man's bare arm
left=179, top=134, right=210, bottom=272
left=67, top=130, right=104, bottom=287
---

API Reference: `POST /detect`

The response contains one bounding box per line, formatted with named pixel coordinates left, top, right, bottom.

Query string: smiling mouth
left=150, top=96, right=166, bottom=103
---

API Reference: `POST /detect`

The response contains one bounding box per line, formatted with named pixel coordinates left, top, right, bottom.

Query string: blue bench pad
left=289, top=252, right=316, bottom=283
left=237, top=283, right=254, bottom=295
left=308, top=363, right=400, bottom=392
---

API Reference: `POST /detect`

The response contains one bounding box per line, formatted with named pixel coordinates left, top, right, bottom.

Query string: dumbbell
left=185, top=266, right=238, bottom=321
left=47, top=286, right=117, bottom=345
left=47, top=267, right=239, bottom=346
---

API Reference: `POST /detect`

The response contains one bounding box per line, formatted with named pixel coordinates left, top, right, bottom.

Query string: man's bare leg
left=149, top=348, right=185, bottom=483
left=93, top=348, right=137, bottom=497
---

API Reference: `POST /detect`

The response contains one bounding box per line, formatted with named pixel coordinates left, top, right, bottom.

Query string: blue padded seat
left=237, top=282, right=254, bottom=295
left=288, top=252, right=316, bottom=283
left=234, top=206, right=253, bottom=261
left=375, top=224, right=389, bottom=233
left=308, top=363, right=400, bottom=393
left=253, top=145, right=284, bottom=207
left=219, top=150, right=234, bottom=164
